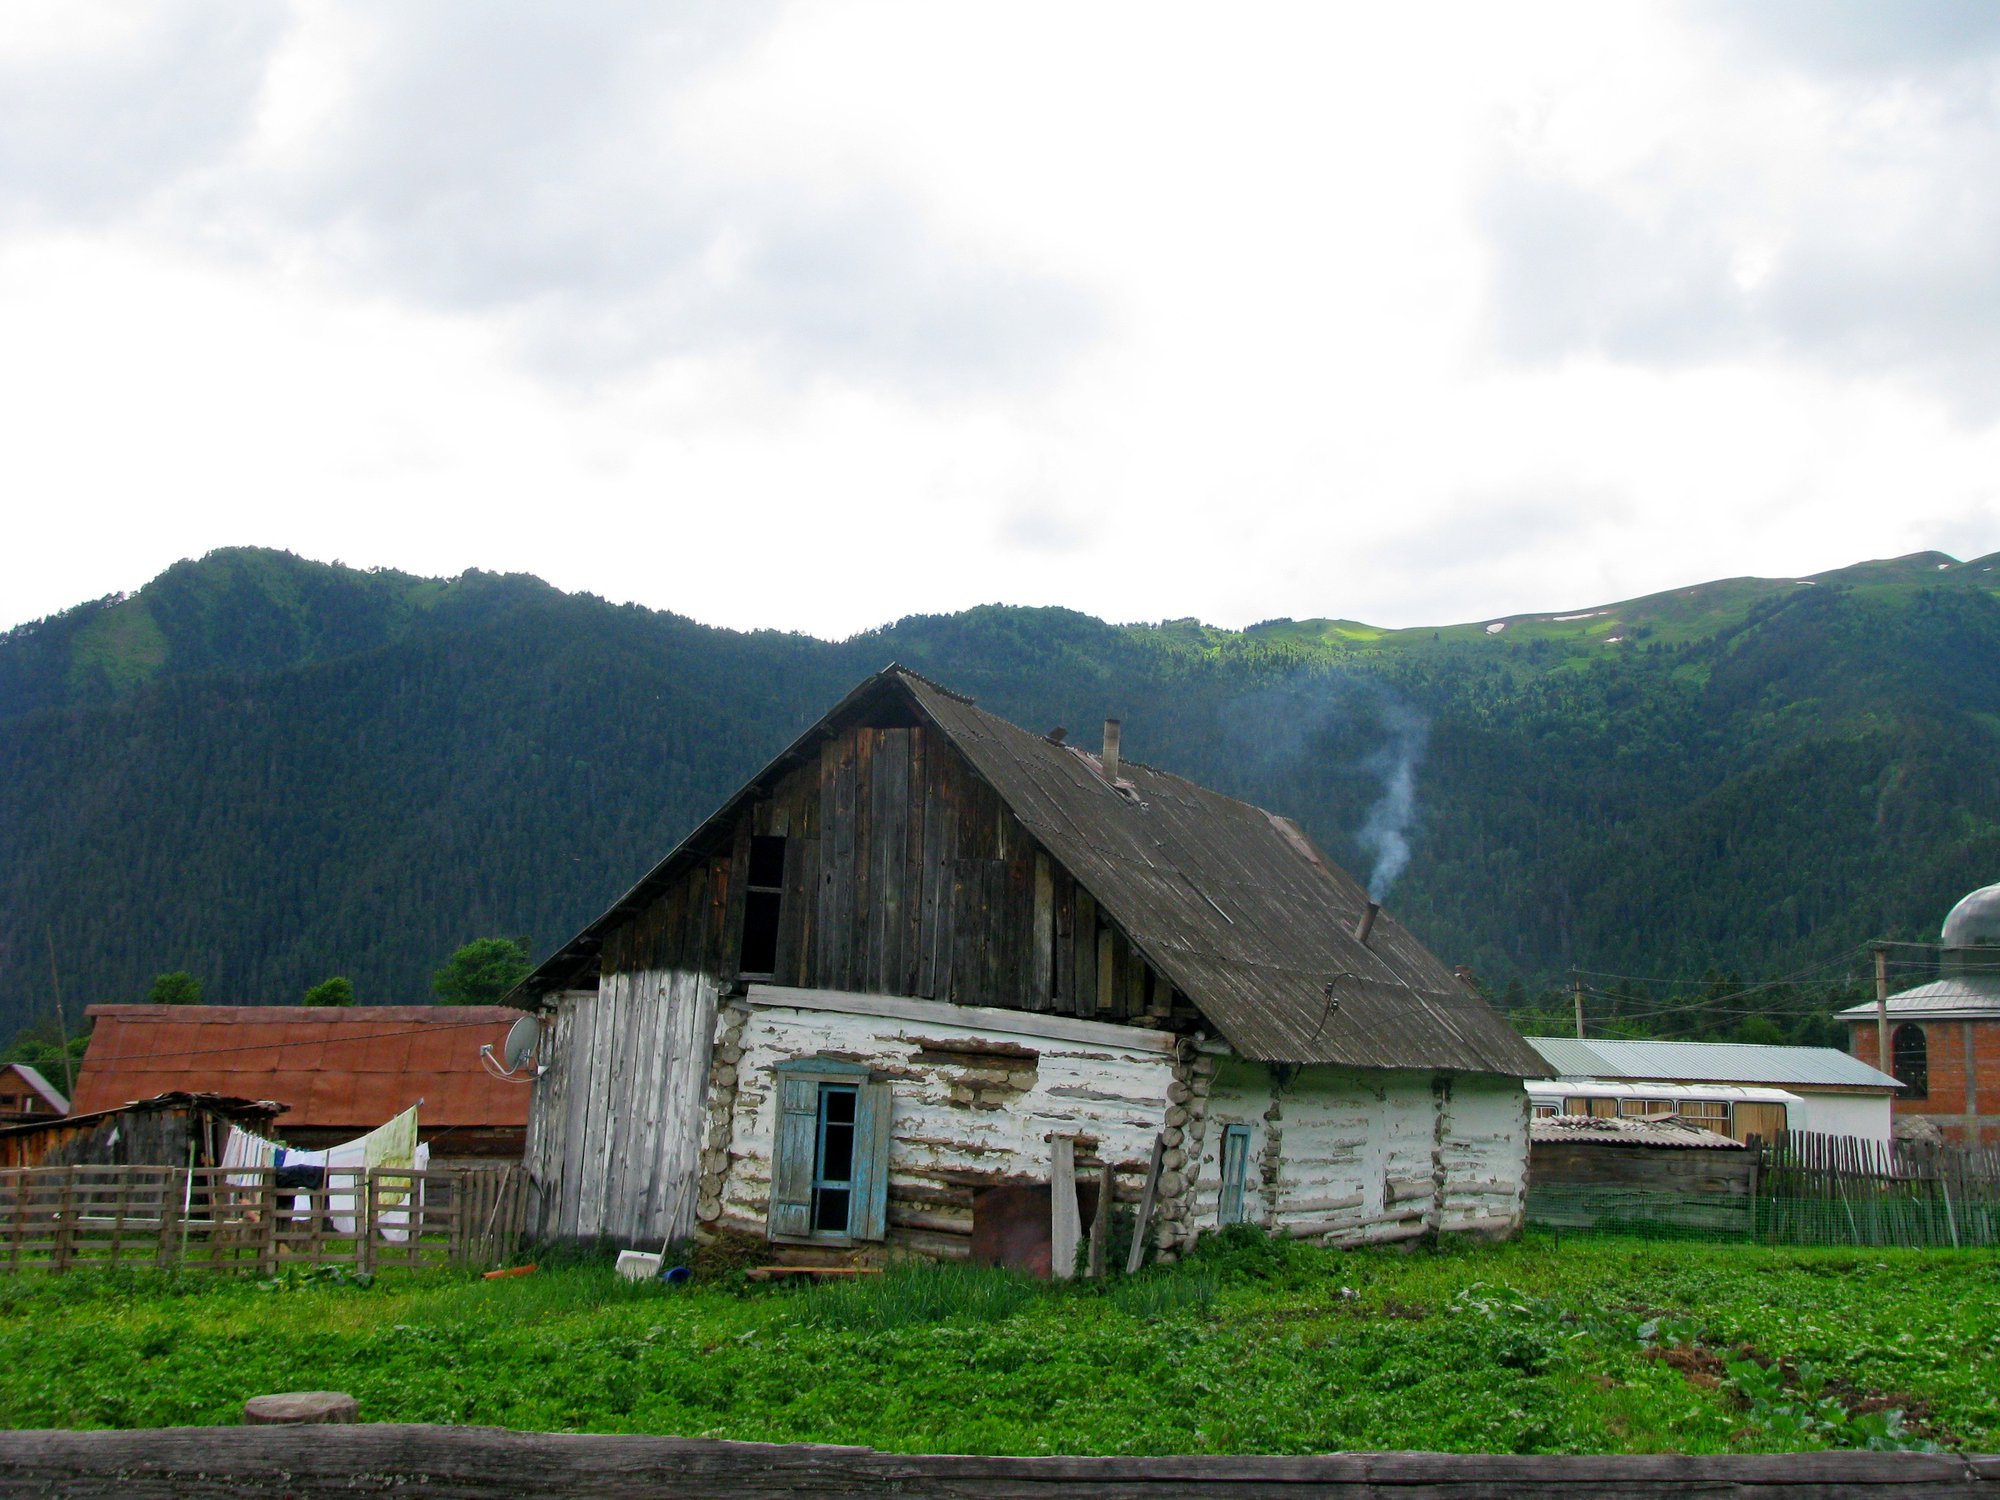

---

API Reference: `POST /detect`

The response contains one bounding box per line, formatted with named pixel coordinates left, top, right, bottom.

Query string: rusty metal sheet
left=74, top=1007, right=531, bottom=1130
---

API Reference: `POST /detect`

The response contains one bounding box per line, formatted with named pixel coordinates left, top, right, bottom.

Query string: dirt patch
left=1648, top=1342, right=1730, bottom=1392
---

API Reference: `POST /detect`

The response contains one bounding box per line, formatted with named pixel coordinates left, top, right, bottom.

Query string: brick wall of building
left=1849, top=1018, right=2000, bottom=1145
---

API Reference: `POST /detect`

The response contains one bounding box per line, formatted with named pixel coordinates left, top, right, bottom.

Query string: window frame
left=1892, top=1023, right=1929, bottom=1100
left=767, top=1056, right=891, bottom=1246
left=738, top=834, right=788, bottom=979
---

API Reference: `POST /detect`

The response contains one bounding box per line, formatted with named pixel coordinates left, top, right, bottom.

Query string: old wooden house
left=514, top=666, right=1543, bottom=1264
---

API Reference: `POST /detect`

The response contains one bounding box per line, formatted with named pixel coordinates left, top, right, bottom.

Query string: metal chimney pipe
left=1352, top=901, right=1380, bottom=947
left=1102, top=718, right=1121, bottom=782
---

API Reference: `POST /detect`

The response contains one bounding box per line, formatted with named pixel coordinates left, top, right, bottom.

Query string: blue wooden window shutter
left=769, top=1057, right=891, bottom=1243
left=851, top=1080, right=892, bottom=1242
left=1218, top=1124, right=1252, bottom=1225
left=768, top=1073, right=818, bottom=1239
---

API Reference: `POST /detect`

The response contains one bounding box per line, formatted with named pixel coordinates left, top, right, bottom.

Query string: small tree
left=303, top=976, right=356, bottom=1007
left=432, top=937, right=531, bottom=1006
left=148, top=971, right=204, bottom=1005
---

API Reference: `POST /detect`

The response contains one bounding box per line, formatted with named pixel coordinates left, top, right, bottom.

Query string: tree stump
left=242, top=1391, right=359, bottom=1425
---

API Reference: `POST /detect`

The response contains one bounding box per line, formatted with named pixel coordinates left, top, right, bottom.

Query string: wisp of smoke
left=1356, top=697, right=1428, bottom=901
left=1220, top=670, right=1430, bottom=903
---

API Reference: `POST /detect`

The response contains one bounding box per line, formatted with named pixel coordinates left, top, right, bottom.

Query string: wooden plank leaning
left=1126, top=1134, right=1166, bottom=1275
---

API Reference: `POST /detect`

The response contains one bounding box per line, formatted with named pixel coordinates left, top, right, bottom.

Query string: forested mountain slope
left=5, top=546, right=1999, bottom=1042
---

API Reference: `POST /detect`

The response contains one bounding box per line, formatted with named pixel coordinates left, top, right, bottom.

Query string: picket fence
left=1755, top=1129, right=2000, bottom=1249
left=1529, top=1128, right=2000, bottom=1248
left=0, top=1164, right=527, bottom=1275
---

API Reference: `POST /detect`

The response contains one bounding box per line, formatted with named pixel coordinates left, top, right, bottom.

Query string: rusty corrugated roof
left=72, top=1006, right=532, bottom=1129
left=520, top=665, right=1544, bottom=1077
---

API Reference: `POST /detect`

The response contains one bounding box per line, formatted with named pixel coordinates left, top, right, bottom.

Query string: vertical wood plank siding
left=593, top=722, right=1158, bottom=1018
left=525, top=970, right=719, bottom=1244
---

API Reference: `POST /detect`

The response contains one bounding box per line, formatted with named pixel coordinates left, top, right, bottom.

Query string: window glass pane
left=814, top=1187, right=850, bottom=1233
left=813, top=1082, right=860, bottom=1235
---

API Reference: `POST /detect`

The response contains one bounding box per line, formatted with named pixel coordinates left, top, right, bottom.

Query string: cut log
left=242, top=1392, right=358, bottom=1426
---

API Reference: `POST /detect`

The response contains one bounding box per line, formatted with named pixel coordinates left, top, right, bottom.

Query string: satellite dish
left=502, top=1015, right=542, bottom=1073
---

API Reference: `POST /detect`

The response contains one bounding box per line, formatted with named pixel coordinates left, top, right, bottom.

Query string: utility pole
left=1573, top=974, right=1586, bottom=1040
left=1873, top=943, right=1891, bottom=1076
left=44, top=926, right=75, bottom=1099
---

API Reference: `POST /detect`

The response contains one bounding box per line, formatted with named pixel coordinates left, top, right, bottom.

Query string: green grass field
left=1, top=1233, right=1995, bottom=1455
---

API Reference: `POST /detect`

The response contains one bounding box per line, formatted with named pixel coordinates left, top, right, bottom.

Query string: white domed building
left=1839, top=883, right=2000, bottom=1146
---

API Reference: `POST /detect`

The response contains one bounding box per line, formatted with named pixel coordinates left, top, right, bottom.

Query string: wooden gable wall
left=597, top=718, right=1188, bottom=1026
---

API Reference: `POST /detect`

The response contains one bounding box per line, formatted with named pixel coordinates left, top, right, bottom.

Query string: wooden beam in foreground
left=0, top=1428, right=1991, bottom=1499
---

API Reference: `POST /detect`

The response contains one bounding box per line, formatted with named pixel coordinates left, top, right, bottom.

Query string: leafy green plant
left=794, top=1261, right=1035, bottom=1333
left=1108, top=1266, right=1219, bottom=1321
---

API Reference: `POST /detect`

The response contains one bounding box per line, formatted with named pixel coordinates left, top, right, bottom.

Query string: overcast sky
left=5, top=1, right=2000, bottom=638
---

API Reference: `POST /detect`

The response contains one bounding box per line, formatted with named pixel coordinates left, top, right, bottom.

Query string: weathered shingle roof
left=523, top=665, right=1544, bottom=1076
left=1528, top=1036, right=1899, bottom=1091
left=900, top=674, right=1542, bottom=1074
left=73, top=1006, right=533, bottom=1129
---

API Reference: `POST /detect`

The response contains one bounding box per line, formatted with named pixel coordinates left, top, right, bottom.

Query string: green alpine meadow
left=1, top=1236, right=1992, bottom=1454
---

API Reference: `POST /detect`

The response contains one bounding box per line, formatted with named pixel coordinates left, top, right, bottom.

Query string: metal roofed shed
left=72, top=1006, right=533, bottom=1162
left=1526, top=1036, right=1898, bottom=1146
left=1527, top=1112, right=1757, bottom=1238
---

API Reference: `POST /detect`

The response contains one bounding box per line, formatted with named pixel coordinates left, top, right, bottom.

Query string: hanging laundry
left=219, top=1125, right=279, bottom=1187
left=321, top=1104, right=422, bottom=1236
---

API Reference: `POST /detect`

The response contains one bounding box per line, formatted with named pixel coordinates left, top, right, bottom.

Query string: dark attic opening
left=740, top=833, right=787, bottom=977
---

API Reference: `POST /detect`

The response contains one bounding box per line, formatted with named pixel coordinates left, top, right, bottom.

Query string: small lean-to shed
left=0, top=1093, right=285, bottom=1171
left=514, top=666, right=1543, bottom=1263
left=1525, top=1114, right=1755, bottom=1238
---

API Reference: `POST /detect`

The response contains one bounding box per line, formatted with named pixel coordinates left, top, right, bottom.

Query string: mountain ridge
left=4, top=544, right=1998, bottom=1043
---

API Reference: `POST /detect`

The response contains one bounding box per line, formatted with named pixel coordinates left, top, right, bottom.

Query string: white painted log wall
left=714, top=999, right=1178, bottom=1253
left=1190, top=1059, right=1528, bottom=1247
left=523, top=969, right=720, bottom=1245
left=1437, top=1072, right=1530, bottom=1237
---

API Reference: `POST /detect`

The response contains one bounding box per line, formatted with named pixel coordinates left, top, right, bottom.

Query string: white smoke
left=1356, top=698, right=1428, bottom=902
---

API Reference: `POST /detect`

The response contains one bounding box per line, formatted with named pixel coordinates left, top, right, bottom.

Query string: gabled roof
left=1, top=1062, right=68, bottom=1115
left=1528, top=1036, right=1900, bottom=1091
left=1835, top=974, right=2000, bottom=1021
left=521, top=665, right=1545, bottom=1076
left=72, top=1006, right=533, bottom=1129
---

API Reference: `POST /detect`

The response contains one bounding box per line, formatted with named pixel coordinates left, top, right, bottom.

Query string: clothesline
left=220, top=1104, right=429, bottom=1239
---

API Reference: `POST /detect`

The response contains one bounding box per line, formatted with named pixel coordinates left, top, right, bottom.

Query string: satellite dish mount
left=480, top=1014, right=546, bottom=1082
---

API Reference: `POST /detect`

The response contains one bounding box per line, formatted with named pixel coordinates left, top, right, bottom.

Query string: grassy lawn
left=1, top=1232, right=1995, bottom=1455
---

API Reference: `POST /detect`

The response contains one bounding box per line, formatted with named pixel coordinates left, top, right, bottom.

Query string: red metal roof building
left=72, top=1006, right=532, bottom=1161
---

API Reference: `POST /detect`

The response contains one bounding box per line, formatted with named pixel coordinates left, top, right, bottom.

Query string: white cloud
left=3, top=1, right=1999, bottom=640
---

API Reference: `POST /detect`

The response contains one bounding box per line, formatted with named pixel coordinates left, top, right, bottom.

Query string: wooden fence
left=0, top=1164, right=527, bottom=1275
left=1, top=1427, right=1993, bottom=1498
left=1527, top=1130, right=2000, bottom=1248
left=1756, top=1131, right=2000, bottom=1249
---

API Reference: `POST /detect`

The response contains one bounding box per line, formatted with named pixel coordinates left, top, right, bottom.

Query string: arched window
left=1892, top=1024, right=1929, bottom=1100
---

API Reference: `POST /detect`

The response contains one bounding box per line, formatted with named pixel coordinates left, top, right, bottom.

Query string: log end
left=243, top=1391, right=360, bottom=1425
